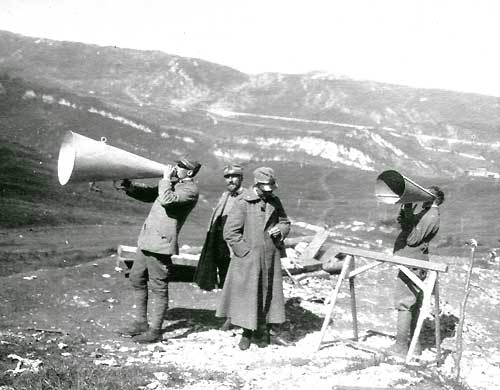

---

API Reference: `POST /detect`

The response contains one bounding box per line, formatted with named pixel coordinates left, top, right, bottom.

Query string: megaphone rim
left=375, top=169, right=437, bottom=204
left=58, top=131, right=77, bottom=185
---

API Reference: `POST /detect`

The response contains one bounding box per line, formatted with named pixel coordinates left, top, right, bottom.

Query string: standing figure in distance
left=195, top=163, right=244, bottom=330
left=387, top=185, right=445, bottom=357
left=216, top=167, right=291, bottom=350
left=117, top=157, right=201, bottom=343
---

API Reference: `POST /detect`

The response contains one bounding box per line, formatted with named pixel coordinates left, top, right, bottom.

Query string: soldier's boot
left=252, top=325, right=270, bottom=348
left=385, top=310, right=412, bottom=358
left=133, top=290, right=167, bottom=344
left=117, top=287, right=149, bottom=337
left=238, top=329, right=253, bottom=351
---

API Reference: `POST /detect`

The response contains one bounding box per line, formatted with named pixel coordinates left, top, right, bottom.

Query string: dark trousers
left=129, top=250, right=172, bottom=329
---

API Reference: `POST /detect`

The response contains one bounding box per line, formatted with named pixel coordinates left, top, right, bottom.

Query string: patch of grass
left=0, top=331, right=243, bottom=390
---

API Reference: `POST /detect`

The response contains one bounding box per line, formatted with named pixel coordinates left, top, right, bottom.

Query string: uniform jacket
left=216, top=187, right=290, bottom=330
left=393, top=205, right=440, bottom=261
left=194, top=189, right=242, bottom=291
left=125, top=178, right=199, bottom=255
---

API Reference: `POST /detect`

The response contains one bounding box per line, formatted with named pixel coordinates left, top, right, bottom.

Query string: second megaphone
left=57, top=131, right=167, bottom=185
left=375, top=170, right=436, bottom=204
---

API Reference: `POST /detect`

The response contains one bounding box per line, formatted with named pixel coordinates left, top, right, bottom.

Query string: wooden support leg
left=406, top=271, right=437, bottom=363
left=349, top=256, right=358, bottom=341
left=316, top=256, right=352, bottom=351
left=434, top=274, right=442, bottom=364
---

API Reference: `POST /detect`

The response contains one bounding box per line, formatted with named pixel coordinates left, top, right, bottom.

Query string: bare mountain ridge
left=1, top=29, right=500, bottom=177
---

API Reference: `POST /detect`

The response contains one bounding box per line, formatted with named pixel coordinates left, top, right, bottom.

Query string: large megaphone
left=375, top=170, right=436, bottom=204
left=57, top=131, right=166, bottom=185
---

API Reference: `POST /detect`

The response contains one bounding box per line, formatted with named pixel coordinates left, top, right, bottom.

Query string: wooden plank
left=297, top=229, right=330, bottom=262
left=348, top=261, right=382, bottom=278
left=327, top=244, right=448, bottom=273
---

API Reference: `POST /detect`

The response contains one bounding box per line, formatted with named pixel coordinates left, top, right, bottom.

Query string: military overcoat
left=194, top=191, right=233, bottom=290
left=216, top=188, right=290, bottom=330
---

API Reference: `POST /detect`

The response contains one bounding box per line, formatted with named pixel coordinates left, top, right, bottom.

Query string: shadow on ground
left=156, top=296, right=323, bottom=343
left=283, top=297, right=324, bottom=342
left=161, top=308, right=224, bottom=338
left=421, top=313, right=459, bottom=350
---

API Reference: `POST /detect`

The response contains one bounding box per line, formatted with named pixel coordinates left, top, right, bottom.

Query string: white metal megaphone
left=57, top=131, right=166, bottom=185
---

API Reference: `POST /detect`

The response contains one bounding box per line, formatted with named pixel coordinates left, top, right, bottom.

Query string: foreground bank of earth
left=1, top=252, right=499, bottom=389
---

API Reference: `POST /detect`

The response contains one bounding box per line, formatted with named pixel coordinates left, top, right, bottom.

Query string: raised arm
left=123, top=181, right=159, bottom=203
left=157, top=179, right=199, bottom=210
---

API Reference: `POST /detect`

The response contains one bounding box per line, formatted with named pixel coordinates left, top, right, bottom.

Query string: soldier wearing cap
left=216, top=167, right=292, bottom=350
left=386, top=185, right=445, bottom=358
left=195, top=163, right=244, bottom=292
left=116, top=156, right=201, bottom=343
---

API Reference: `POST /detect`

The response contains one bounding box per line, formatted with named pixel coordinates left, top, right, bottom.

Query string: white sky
left=1, top=0, right=499, bottom=96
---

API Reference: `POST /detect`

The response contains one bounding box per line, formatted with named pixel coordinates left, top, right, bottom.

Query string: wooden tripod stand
left=316, top=245, right=448, bottom=363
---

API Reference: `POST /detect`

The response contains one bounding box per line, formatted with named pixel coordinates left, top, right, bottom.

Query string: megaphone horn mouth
left=375, top=170, right=436, bottom=205
left=57, top=131, right=167, bottom=185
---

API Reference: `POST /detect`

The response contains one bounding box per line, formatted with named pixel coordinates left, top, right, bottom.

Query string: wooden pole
left=434, top=275, right=442, bottom=365
left=454, top=239, right=477, bottom=381
left=349, top=256, right=359, bottom=341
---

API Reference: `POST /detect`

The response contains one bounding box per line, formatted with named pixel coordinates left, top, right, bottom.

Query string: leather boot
left=238, top=329, right=252, bottom=350
left=132, top=328, right=163, bottom=344
left=252, top=326, right=270, bottom=348
left=149, top=289, right=169, bottom=331
left=385, top=310, right=412, bottom=358
left=117, top=287, right=149, bottom=337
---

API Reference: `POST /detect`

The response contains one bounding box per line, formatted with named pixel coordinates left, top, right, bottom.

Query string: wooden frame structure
left=316, top=245, right=448, bottom=363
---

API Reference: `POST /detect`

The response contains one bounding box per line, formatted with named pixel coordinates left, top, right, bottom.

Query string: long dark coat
left=215, top=188, right=290, bottom=330
left=194, top=191, right=233, bottom=291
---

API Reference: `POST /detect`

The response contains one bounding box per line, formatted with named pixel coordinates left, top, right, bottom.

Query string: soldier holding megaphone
left=116, top=157, right=202, bottom=343
left=387, top=185, right=445, bottom=358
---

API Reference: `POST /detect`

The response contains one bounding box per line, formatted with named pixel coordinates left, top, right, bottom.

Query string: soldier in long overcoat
left=216, top=167, right=291, bottom=350
left=194, top=163, right=244, bottom=291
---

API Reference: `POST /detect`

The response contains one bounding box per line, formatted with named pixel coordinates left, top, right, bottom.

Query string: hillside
left=1, top=30, right=500, bottom=260
left=2, top=30, right=500, bottom=178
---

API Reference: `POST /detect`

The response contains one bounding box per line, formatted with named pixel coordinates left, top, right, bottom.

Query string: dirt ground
left=1, top=225, right=500, bottom=389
